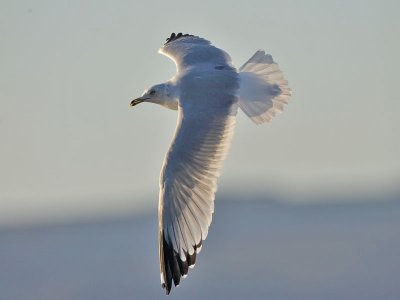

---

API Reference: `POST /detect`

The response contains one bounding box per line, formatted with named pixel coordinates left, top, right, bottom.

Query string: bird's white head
left=131, top=83, right=178, bottom=110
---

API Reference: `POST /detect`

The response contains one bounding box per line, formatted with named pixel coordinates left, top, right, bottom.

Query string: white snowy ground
left=1, top=197, right=399, bottom=300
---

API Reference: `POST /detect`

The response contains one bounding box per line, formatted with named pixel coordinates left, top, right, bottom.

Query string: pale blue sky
left=1, top=0, right=399, bottom=225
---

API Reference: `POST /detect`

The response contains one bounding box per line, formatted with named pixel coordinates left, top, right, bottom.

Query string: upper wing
left=159, top=32, right=233, bottom=71
left=158, top=71, right=239, bottom=294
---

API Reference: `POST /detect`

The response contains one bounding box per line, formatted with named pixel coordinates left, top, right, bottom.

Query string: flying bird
left=130, top=32, right=292, bottom=294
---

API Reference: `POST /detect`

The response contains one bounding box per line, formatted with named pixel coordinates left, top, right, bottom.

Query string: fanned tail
left=238, top=50, right=292, bottom=124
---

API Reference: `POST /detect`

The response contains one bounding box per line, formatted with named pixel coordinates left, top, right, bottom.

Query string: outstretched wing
left=159, top=32, right=233, bottom=71
left=158, top=64, right=239, bottom=294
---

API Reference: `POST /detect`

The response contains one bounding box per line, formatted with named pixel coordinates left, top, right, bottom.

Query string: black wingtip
left=164, top=283, right=171, bottom=295
left=161, top=233, right=177, bottom=294
left=160, top=230, right=204, bottom=294
left=164, top=32, right=194, bottom=45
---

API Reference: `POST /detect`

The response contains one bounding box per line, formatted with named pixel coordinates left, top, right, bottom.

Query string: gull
left=130, top=32, right=292, bottom=294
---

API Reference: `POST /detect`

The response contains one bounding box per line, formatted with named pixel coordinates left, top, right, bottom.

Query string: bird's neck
left=159, top=81, right=179, bottom=110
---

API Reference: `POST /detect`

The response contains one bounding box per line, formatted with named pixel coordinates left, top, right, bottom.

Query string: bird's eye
left=149, top=90, right=156, bottom=95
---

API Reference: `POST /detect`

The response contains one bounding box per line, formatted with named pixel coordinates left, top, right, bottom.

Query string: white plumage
left=130, top=33, right=292, bottom=294
left=239, top=50, right=292, bottom=124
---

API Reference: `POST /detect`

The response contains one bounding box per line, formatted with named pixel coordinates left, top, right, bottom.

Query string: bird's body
left=131, top=33, right=291, bottom=294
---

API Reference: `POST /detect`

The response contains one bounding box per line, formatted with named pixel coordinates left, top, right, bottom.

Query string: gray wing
left=158, top=66, right=239, bottom=294
left=159, top=33, right=233, bottom=71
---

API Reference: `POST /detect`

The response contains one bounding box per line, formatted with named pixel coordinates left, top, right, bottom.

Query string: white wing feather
left=159, top=105, right=237, bottom=293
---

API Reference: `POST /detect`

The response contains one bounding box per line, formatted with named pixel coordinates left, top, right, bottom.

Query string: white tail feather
left=238, top=50, right=292, bottom=124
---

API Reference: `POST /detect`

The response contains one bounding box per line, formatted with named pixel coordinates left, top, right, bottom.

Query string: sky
left=1, top=0, right=399, bottom=226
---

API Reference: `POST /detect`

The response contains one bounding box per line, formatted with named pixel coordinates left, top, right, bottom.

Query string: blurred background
left=1, top=0, right=399, bottom=299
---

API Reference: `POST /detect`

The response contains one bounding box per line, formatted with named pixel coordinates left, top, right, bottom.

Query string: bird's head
left=131, top=83, right=171, bottom=107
